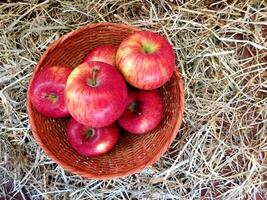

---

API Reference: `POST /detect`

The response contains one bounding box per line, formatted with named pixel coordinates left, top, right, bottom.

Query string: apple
left=118, top=89, right=163, bottom=134
left=65, top=61, right=127, bottom=127
left=116, top=31, right=175, bottom=90
left=67, top=118, right=119, bottom=156
left=29, top=65, right=72, bottom=118
left=83, top=45, right=117, bottom=66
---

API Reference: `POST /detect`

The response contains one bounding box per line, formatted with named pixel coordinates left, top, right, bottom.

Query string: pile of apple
left=30, top=31, right=175, bottom=157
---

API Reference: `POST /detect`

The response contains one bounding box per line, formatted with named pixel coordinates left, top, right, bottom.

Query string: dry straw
left=0, top=0, right=266, bottom=199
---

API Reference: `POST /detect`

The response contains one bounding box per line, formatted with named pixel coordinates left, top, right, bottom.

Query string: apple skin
left=29, top=65, right=72, bottom=118
left=83, top=45, right=117, bottom=66
left=118, top=89, right=163, bottom=134
left=65, top=61, right=127, bottom=128
left=67, top=118, right=119, bottom=156
left=116, top=31, right=175, bottom=90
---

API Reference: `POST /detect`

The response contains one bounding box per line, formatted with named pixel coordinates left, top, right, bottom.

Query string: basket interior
left=27, top=24, right=184, bottom=178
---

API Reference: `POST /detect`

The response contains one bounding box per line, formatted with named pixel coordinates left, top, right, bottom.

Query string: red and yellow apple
left=65, top=61, right=127, bottom=128
left=67, top=118, right=119, bottom=156
left=118, top=89, right=163, bottom=134
left=116, top=31, right=175, bottom=90
left=83, top=45, right=117, bottom=66
left=29, top=65, right=72, bottom=118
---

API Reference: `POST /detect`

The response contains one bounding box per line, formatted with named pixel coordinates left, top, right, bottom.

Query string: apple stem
left=92, top=68, right=98, bottom=86
left=82, top=129, right=94, bottom=143
left=45, top=93, right=58, bottom=103
left=129, top=101, right=142, bottom=115
left=88, top=68, right=99, bottom=87
left=86, top=129, right=94, bottom=138
left=142, top=42, right=157, bottom=54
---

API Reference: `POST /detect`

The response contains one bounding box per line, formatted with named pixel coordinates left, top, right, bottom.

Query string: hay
left=0, top=0, right=266, bottom=199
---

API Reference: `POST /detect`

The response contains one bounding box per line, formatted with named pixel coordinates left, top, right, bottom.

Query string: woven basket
left=27, top=23, right=185, bottom=180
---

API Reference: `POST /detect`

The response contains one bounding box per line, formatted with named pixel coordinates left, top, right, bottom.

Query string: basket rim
left=26, top=22, right=185, bottom=180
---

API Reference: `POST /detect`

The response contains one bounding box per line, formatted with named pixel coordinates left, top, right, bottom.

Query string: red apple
left=83, top=45, right=117, bottom=66
left=29, top=65, right=72, bottom=118
left=65, top=61, right=127, bottom=127
left=116, top=31, right=175, bottom=90
left=67, top=118, right=119, bottom=156
left=118, top=89, right=163, bottom=134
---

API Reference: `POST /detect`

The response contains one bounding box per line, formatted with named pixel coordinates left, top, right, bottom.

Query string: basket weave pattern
left=27, top=23, right=184, bottom=179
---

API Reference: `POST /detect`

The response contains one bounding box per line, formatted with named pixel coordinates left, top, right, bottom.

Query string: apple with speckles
left=118, top=89, right=163, bottom=134
left=83, top=45, right=117, bottom=66
left=67, top=118, right=119, bottom=156
left=29, top=65, right=72, bottom=118
left=65, top=61, right=127, bottom=127
left=116, top=31, right=175, bottom=90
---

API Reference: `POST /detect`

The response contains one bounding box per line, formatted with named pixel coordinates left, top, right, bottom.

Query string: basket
left=26, top=23, right=185, bottom=180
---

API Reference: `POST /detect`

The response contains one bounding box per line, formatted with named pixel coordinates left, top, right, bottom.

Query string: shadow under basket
left=27, top=23, right=185, bottom=180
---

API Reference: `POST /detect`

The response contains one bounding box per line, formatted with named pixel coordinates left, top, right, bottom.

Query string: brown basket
left=26, top=23, right=185, bottom=180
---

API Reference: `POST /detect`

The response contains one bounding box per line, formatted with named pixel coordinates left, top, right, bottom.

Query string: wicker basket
left=27, top=23, right=185, bottom=179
